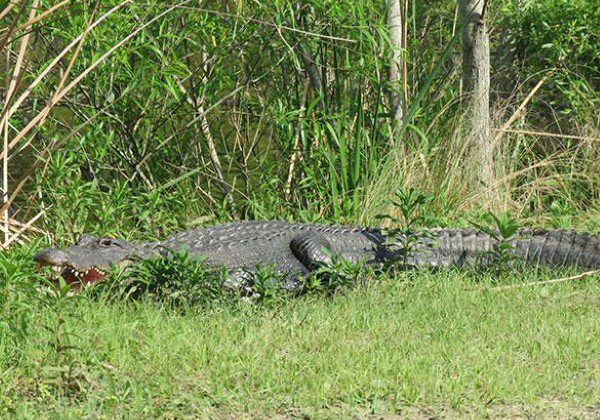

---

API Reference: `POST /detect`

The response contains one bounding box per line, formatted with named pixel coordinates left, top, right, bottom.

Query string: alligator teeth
left=45, top=265, right=108, bottom=282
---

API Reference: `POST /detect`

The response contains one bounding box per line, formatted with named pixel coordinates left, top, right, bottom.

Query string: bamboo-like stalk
left=7, top=0, right=69, bottom=35
left=490, top=270, right=599, bottom=291
left=491, top=128, right=600, bottom=142
left=284, top=115, right=304, bottom=200
left=2, top=1, right=132, bottom=125
left=2, top=108, right=7, bottom=244
left=1, top=0, right=38, bottom=245
left=0, top=0, right=187, bottom=161
left=0, top=1, right=23, bottom=22
left=492, top=70, right=554, bottom=147
left=401, top=0, right=409, bottom=121
left=0, top=210, right=43, bottom=249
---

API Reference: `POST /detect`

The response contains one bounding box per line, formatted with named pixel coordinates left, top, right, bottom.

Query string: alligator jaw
left=61, top=266, right=106, bottom=285
left=39, top=262, right=107, bottom=286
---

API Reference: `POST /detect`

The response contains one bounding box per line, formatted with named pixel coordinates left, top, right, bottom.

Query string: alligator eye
left=99, top=239, right=112, bottom=247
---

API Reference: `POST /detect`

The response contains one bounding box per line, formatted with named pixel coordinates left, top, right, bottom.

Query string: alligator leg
left=289, top=233, right=335, bottom=271
left=220, top=233, right=334, bottom=297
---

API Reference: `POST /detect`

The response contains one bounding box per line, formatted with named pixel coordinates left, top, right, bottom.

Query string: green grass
left=1, top=269, right=598, bottom=417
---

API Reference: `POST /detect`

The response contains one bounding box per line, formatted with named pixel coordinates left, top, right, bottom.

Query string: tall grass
left=0, top=0, right=598, bottom=246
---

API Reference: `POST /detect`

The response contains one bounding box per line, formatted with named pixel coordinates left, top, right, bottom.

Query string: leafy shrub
left=104, top=249, right=226, bottom=309
left=470, top=211, right=521, bottom=275
left=0, top=248, right=40, bottom=363
left=308, top=258, right=373, bottom=295
left=499, top=0, right=599, bottom=117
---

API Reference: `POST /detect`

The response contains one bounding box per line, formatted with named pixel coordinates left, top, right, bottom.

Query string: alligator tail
left=406, top=229, right=600, bottom=269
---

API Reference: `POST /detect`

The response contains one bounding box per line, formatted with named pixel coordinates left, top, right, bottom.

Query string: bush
left=499, top=0, right=599, bottom=118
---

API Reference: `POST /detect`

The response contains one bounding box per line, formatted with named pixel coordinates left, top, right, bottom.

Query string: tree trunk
left=387, top=0, right=406, bottom=126
left=458, top=0, right=494, bottom=198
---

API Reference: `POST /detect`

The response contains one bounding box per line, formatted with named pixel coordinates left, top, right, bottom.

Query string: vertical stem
left=284, top=128, right=302, bottom=201
left=452, top=4, right=461, bottom=97
left=451, top=3, right=459, bottom=37
left=2, top=38, right=11, bottom=245
left=2, top=112, right=8, bottom=245
left=198, top=53, right=232, bottom=203
left=293, top=2, right=325, bottom=110
left=1, top=0, right=40, bottom=245
left=387, top=0, right=404, bottom=126
left=401, top=0, right=409, bottom=121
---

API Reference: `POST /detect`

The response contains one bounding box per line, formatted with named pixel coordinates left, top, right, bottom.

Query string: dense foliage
left=2, top=0, right=596, bottom=243
left=499, top=0, right=599, bottom=118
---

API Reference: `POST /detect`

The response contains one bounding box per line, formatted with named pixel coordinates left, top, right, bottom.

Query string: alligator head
left=34, top=234, right=141, bottom=286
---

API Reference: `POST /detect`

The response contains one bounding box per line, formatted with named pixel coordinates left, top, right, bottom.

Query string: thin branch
left=2, top=0, right=38, bottom=245
left=0, top=1, right=22, bottom=21
left=490, top=270, right=599, bottom=291
left=491, top=128, right=600, bottom=142
left=7, top=0, right=70, bottom=39
left=135, top=3, right=356, bottom=43
left=481, top=0, right=488, bottom=20
left=0, top=0, right=185, bottom=160
left=0, top=210, right=44, bottom=249
left=284, top=114, right=304, bottom=200
left=492, top=70, right=554, bottom=146
left=2, top=0, right=133, bottom=123
left=0, top=0, right=26, bottom=53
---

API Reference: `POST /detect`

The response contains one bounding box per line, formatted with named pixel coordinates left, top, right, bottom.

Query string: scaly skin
left=34, top=221, right=600, bottom=287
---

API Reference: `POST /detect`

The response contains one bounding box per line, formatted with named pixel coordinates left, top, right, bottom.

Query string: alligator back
left=158, top=222, right=600, bottom=273
left=158, top=221, right=387, bottom=275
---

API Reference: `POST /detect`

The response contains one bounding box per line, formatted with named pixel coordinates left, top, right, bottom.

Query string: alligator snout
left=34, top=248, right=68, bottom=266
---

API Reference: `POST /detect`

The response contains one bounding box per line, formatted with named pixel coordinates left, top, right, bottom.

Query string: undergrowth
left=0, top=0, right=596, bottom=240
left=0, top=253, right=598, bottom=416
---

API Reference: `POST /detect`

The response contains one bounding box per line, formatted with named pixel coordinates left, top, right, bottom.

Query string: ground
left=1, top=269, right=598, bottom=418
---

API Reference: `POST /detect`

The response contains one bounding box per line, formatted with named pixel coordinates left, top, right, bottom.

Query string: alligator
left=34, top=221, right=600, bottom=291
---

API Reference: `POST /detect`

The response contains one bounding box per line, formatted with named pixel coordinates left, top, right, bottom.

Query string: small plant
left=377, top=187, right=433, bottom=267
left=549, top=200, right=573, bottom=229
left=35, top=277, right=90, bottom=398
left=470, top=211, right=521, bottom=275
left=236, top=265, right=290, bottom=304
left=307, top=256, right=371, bottom=296
left=108, top=249, right=226, bottom=309
left=0, top=249, right=37, bottom=362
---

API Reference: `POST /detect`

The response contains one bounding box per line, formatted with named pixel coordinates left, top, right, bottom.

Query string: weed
left=105, top=249, right=226, bottom=309
left=234, top=265, right=290, bottom=304
left=0, top=249, right=37, bottom=362
left=35, top=278, right=91, bottom=398
left=307, top=256, right=374, bottom=296
left=470, top=211, right=521, bottom=275
left=378, top=187, right=433, bottom=267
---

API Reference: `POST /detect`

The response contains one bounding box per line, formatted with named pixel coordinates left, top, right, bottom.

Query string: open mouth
left=43, top=264, right=107, bottom=287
